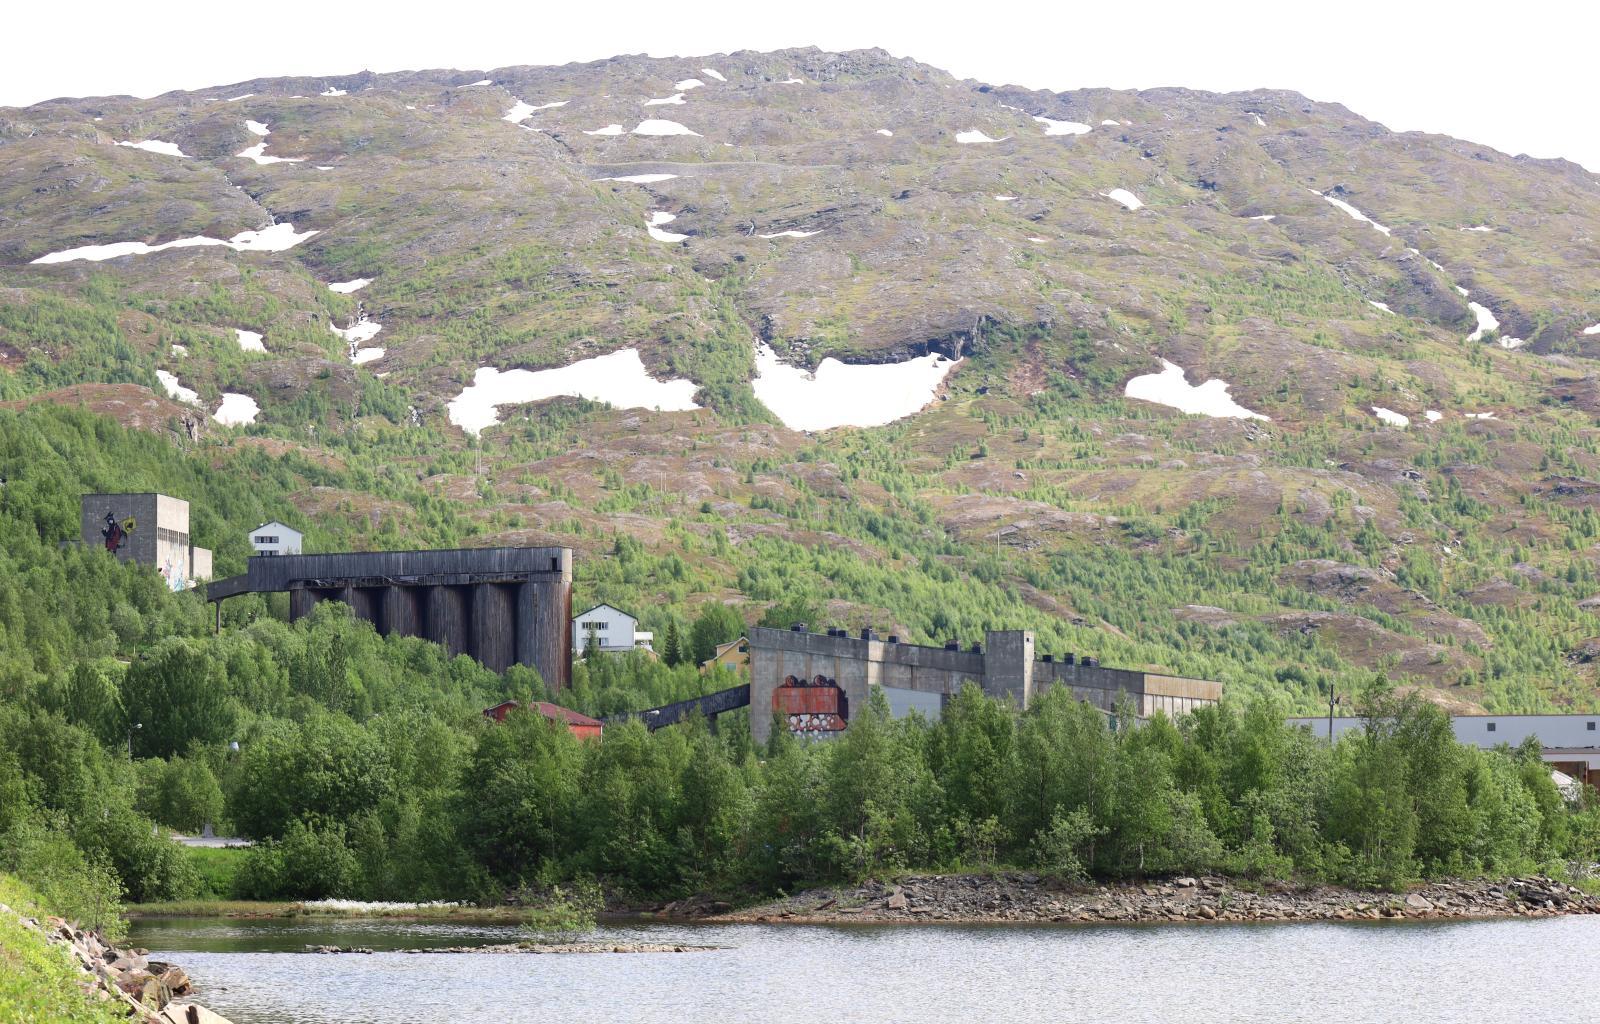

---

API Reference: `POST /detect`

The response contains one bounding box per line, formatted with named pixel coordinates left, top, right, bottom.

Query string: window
left=580, top=621, right=607, bottom=631
left=1589, top=722, right=1596, bottom=732
left=1486, top=722, right=1496, bottom=732
left=254, top=536, right=278, bottom=545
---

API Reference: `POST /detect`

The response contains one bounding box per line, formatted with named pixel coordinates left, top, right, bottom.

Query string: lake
left=129, top=914, right=1599, bottom=1023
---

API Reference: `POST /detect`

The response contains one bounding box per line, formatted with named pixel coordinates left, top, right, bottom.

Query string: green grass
left=185, top=847, right=246, bottom=899
left=0, top=874, right=127, bottom=1024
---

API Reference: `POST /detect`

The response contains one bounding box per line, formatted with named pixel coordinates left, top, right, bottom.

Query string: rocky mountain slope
left=4, top=47, right=1600, bottom=712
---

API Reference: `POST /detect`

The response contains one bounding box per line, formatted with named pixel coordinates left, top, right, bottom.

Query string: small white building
left=250, top=521, right=303, bottom=557
left=573, top=603, right=652, bottom=653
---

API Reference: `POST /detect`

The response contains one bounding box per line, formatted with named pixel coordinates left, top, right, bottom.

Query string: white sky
left=8, top=0, right=1599, bottom=172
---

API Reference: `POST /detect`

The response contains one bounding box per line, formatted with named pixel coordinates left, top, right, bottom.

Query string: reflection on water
left=130, top=915, right=1598, bottom=1024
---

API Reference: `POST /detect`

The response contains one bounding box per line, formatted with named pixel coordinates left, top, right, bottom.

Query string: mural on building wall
left=101, top=511, right=135, bottom=553
left=159, top=555, right=187, bottom=593
left=773, top=674, right=849, bottom=735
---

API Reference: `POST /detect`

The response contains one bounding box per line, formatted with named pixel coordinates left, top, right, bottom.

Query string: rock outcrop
left=709, top=873, right=1600, bottom=926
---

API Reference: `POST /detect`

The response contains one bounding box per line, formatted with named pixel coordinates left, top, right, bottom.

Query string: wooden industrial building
left=208, top=546, right=573, bottom=690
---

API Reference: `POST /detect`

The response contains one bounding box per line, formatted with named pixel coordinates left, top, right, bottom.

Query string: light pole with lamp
left=127, top=722, right=142, bottom=759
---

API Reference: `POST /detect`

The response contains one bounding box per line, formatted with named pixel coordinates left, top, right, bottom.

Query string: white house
left=572, top=603, right=653, bottom=653
left=250, top=521, right=303, bottom=557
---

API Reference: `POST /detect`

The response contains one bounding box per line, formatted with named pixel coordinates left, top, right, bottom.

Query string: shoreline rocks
left=1, top=901, right=231, bottom=1023
left=698, top=873, right=1600, bottom=927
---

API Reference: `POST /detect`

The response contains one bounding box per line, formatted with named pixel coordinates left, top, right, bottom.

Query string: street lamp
left=127, top=722, right=142, bottom=759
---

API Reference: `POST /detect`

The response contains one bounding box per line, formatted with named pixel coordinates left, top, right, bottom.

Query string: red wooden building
left=482, top=700, right=604, bottom=741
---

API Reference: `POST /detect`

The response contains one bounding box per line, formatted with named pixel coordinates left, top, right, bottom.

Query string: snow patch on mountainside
left=1369, top=301, right=1394, bottom=314
left=584, top=124, right=624, bottom=136
left=503, top=100, right=565, bottom=123
left=875, top=129, right=893, bottom=137
left=1034, top=116, right=1091, bottom=136
left=1317, top=191, right=1391, bottom=236
left=644, top=93, right=686, bottom=106
left=1467, top=302, right=1500, bottom=342
left=752, top=344, right=960, bottom=432
left=956, top=130, right=1003, bottom=144
left=236, top=120, right=304, bottom=164
left=1123, top=360, right=1267, bottom=420
left=449, top=351, right=701, bottom=435
left=350, top=347, right=385, bottom=366
left=235, top=329, right=266, bottom=353
left=1102, top=188, right=1143, bottom=211
left=1426, top=411, right=1443, bottom=422
left=31, top=223, right=317, bottom=264
left=1583, top=324, right=1600, bottom=336
left=1372, top=407, right=1410, bottom=427
left=117, top=140, right=189, bottom=158
left=320, top=87, right=346, bottom=97
left=632, top=120, right=699, bottom=137
left=701, top=68, right=727, bottom=82
left=213, top=393, right=259, bottom=426
left=758, top=229, right=820, bottom=239
left=330, top=320, right=382, bottom=346
left=597, top=173, right=679, bottom=183
left=327, top=278, right=371, bottom=294
left=675, top=79, right=704, bottom=90
left=155, top=370, right=199, bottom=406
left=647, top=211, right=688, bottom=242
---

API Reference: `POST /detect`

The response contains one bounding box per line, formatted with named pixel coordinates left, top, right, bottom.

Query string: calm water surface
left=129, top=915, right=1600, bottom=1023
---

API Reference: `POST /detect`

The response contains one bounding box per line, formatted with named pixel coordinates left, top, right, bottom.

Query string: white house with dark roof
left=250, top=520, right=303, bottom=556
left=572, top=603, right=653, bottom=653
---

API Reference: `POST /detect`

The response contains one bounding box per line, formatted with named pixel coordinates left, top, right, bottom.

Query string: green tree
left=120, top=638, right=234, bottom=759
left=689, top=604, right=745, bottom=666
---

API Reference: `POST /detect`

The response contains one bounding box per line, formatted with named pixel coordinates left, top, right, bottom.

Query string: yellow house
left=701, top=636, right=750, bottom=673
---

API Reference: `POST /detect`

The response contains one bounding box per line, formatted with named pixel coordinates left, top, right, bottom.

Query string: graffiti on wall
left=101, top=511, right=135, bottom=553
left=159, top=555, right=187, bottom=593
left=773, top=674, right=848, bottom=735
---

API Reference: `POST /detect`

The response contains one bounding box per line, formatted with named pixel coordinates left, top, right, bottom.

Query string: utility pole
left=127, top=722, right=141, bottom=759
left=1327, top=683, right=1336, bottom=743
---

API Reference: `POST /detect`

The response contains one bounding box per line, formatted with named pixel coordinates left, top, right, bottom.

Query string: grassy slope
left=0, top=875, right=124, bottom=1024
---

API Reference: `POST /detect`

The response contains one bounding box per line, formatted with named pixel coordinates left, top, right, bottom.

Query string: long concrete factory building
left=748, top=624, right=1222, bottom=744
left=208, top=546, right=573, bottom=689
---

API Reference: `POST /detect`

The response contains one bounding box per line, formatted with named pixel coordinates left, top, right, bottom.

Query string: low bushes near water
left=519, top=880, right=604, bottom=945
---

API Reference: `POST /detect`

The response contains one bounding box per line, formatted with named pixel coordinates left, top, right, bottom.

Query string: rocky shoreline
left=697, top=873, right=1600, bottom=927
left=308, top=941, right=717, bottom=954
left=1, top=901, right=231, bottom=1023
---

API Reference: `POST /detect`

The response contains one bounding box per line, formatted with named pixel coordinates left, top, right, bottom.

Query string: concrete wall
left=748, top=625, right=1222, bottom=744
left=81, top=493, right=198, bottom=590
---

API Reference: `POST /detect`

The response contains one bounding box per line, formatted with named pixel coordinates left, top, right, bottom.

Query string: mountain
left=4, top=46, right=1600, bottom=713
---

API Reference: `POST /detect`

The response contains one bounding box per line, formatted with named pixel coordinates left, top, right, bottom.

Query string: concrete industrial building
left=249, top=521, right=303, bottom=556
left=80, top=492, right=212, bottom=591
left=748, top=625, right=1222, bottom=744
left=208, top=546, right=574, bottom=689
left=1287, top=714, right=1600, bottom=789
